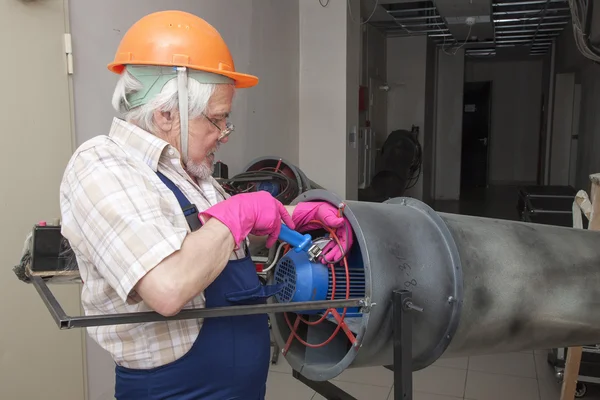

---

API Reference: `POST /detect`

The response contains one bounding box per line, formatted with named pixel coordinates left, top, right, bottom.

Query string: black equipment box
left=30, top=224, right=73, bottom=273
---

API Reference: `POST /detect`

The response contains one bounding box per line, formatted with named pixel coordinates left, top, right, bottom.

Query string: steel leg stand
left=291, top=289, right=415, bottom=400
left=293, top=370, right=358, bottom=400
left=393, top=289, right=414, bottom=400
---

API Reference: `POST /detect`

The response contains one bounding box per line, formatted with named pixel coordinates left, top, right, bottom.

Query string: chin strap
left=177, top=66, right=189, bottom=165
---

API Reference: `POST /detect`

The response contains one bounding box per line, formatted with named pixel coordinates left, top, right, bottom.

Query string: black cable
left=404, top=128, right=422, bottom=190
left=220, top=170, right=300, bottom=205
left=319, top=0, right=330, bottom=7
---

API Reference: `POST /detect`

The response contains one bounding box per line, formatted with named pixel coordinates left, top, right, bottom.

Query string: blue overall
left=114, top=172, right=281, bottom=400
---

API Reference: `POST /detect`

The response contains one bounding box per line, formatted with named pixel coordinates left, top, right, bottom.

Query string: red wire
left=282, top=218, right=356, bottom=352
left=294, top=262, right=335, bottom=326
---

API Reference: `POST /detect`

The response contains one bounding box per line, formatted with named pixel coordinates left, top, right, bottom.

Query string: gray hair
left=111, top=65, right=221, bottom=134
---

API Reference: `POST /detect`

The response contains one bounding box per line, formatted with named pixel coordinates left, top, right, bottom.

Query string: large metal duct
left=269, top=189, right=600, bottom=382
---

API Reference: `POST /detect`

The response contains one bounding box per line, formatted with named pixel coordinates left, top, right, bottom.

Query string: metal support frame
left=31, top=276, right=364, bottom=329
left=291, top=290, right=415, bottom=400
left=33, top=278, right=415, bottom=398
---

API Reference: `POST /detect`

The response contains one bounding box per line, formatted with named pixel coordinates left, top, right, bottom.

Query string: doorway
left=461, top=81, right=492, bottom=192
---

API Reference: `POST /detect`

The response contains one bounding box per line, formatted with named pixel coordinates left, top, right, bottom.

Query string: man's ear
left=153, top=110, right=174, bottom=133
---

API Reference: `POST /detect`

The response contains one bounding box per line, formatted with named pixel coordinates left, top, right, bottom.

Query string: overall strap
left=156, top=171, right=202, bottom=232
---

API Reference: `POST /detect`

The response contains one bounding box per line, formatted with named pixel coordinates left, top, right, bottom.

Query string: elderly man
left=59, top=10, right=352, bottom=400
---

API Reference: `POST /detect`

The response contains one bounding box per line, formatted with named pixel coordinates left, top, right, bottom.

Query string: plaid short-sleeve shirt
left=59, top=117, right=245, bottom=369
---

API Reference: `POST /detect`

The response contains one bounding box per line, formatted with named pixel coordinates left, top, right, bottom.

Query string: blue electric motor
left=274, top=251, right=329, bottom=307
left=273, top=246, right=366, bottom=316
left=257, top=181, right=281, bottom=197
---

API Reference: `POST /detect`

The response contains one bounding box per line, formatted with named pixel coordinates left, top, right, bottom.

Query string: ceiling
left=363, top=0, right=573, bottom=58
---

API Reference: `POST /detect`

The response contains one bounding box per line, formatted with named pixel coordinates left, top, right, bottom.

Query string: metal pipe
left=496, top=34, right=559, bottom=39
left=495, top=15, right=571, bottom=22
left=374, top=22, right=448, bottom=28
left=530, top=0, right=552, bottom=46
left=494, top=0, right=566, bottom=5
left=495, top=21, right=568, bottom=28
left=496, top=38, right=553, bottom=43
left=386, top=28, right=448, bottom=34
left=31, top=276, right=364, bottom=330
left=387, top=7, right=436, bottom=14
left=270, top=190, right=600, bottom=382
left=496, top=29, right=564, bottom=34
left=390, top=15, right=443, bottom=21
left=31, top=275, right=69, bottom=328
left=493, top=8, right=569, bottom=16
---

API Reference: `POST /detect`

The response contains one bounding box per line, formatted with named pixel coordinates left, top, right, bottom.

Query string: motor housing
left=273, top=247, right=365, bottom=317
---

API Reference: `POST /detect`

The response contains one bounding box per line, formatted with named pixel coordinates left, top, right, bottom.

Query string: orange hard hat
left=107, top=10, right=258, bottom=88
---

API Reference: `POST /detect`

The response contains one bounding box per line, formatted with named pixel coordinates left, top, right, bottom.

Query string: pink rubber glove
left=292, top=202, right=354, bottom=264
left=198, top=191, right=295, bottom=248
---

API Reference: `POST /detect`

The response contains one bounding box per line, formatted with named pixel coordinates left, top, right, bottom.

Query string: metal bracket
left=291, top=289, right=415, bottom=400
left=30, top=276, right=364, bottom=329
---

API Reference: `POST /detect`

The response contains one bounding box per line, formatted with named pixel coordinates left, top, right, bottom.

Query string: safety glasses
left=203, top=113, right=234, bottom=142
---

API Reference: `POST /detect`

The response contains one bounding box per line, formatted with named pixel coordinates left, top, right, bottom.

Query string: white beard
left=186, top=160, right=214, bottom=180
left=185, top=143, right=220, bottom=180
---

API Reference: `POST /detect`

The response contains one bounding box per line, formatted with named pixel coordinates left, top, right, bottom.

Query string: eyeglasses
left=203, top=113, right=234, bottom=142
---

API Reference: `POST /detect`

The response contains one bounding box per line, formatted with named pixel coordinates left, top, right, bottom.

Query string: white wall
left=0, top=1, right=86, bottom=399
left=465, top=60, right=543, bottom=185
left=576, top=62, right=600, bottom=189
left=298, top=0, right=360, bottom=199
left=422, top=38, right=438, bottom=205
left=345, top=0, right=361, bottom=200
left=70, top=0, right=300, bottom=178
left=385, top=36, right=427, bottom=142
left=434, top=49, right=465, bottom=200
left=68, top=2, right=300, bottom=399
left=364, top=25, right=387, bottom=87
left=361, top=25, right=387, bottom=141
left=554, top=25, right=600, bottom=190
left=385, top=36, right=428, bottom=199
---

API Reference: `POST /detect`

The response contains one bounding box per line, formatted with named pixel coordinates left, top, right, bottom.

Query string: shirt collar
left=107, top=118, right=228, bottom=199
left=108, top=117, right=175, bottom=171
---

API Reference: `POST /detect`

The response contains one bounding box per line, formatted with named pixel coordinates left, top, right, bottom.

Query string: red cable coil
left=282, top=218, right=357, bottom=354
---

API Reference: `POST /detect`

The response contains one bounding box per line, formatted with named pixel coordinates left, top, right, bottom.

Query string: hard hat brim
left=107, top=62, right=259, bottom=89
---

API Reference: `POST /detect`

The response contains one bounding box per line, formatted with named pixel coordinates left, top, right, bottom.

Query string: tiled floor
left=266, top=349, right=600, bottom=400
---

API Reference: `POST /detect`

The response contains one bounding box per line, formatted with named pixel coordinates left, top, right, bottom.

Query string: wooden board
left=560, top=174, right=600, bottom=400
left=561, top=347, right=583, bottom=400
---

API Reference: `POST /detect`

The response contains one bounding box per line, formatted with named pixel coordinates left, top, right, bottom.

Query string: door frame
left=460, top=80, right=493, bottom=191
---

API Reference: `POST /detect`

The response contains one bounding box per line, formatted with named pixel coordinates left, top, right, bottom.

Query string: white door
left=0, top=1, right=85, bottom=399
left=550, top=73, right=576, bottom=185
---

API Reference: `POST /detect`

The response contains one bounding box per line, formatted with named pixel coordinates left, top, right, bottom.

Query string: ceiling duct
left=364, top=0, right=573, bottom=58
left=492, top=0, right=572, bottom=56
left=370, top=1, right=455, bottom=40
